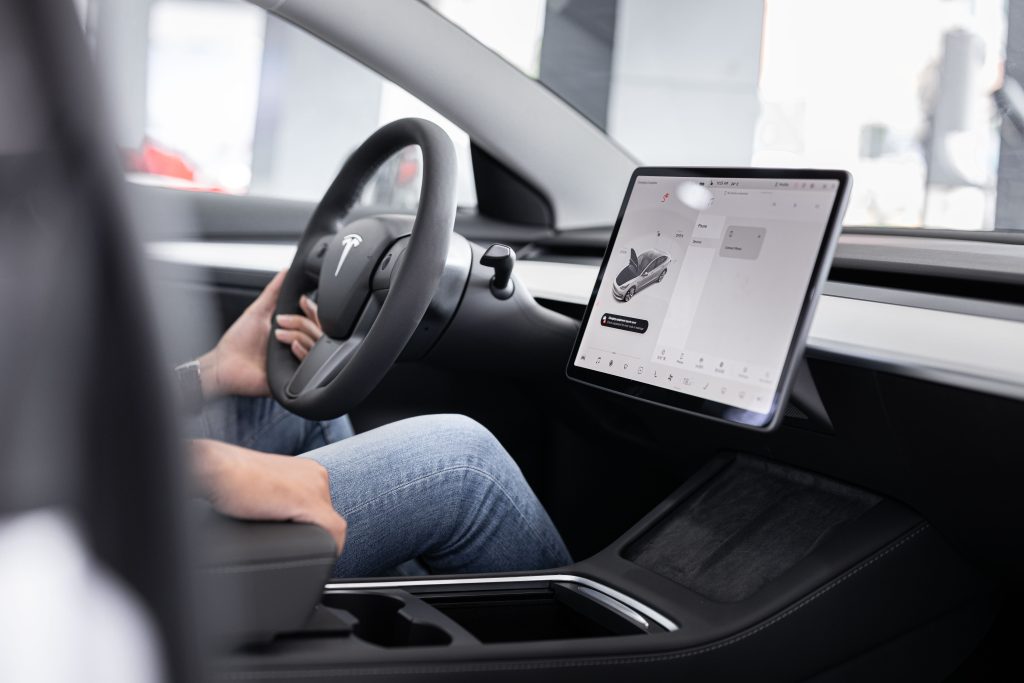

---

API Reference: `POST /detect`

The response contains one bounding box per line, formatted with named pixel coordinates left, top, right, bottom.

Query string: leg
left=302, top=414, right=571, bottom=577
left=187, top=395, right=354, bottom=455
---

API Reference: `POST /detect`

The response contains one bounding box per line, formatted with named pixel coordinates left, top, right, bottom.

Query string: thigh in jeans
left=303, top=413, right=571, bottom=577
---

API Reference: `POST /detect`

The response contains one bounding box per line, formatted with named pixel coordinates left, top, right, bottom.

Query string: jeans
left=192, top=396, right=571, bottom=577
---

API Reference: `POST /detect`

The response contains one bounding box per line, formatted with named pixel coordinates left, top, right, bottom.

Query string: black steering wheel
left=268, top=118, right=457, bottom=420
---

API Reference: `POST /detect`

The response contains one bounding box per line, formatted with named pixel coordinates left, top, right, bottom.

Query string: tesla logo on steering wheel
left=334, top=234, right=363, bottom=276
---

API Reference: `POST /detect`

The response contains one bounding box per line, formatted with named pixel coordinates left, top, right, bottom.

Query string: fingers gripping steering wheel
left=267, top=119, right=457, bottom=420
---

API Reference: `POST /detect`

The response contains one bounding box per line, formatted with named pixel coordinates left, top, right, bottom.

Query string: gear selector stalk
left=481, top=243, right=516, bottom=300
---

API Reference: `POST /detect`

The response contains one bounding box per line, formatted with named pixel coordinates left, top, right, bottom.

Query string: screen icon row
left=579, top=349, right=770, bottom=410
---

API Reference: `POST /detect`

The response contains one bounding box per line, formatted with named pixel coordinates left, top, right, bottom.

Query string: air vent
left=827, top=266, right=1024, bottom=305
left=519, top=228, right=611, bottom=265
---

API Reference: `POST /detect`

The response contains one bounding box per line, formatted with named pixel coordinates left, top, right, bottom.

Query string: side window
left=85, top=0, right=476, bottom=211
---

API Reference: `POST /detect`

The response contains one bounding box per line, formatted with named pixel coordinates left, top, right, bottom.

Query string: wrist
left=197, top=348, right=222, bottom=398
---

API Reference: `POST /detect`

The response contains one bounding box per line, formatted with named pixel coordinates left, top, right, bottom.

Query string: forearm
left=189, top=438, right=284, bottom=517
left=190, top=438, right=238, bottom=501
left=186, top=438, right=348, bottom=555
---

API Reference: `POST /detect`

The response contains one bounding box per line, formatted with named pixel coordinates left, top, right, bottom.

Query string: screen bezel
left=564, top=166, right=851, bottom=431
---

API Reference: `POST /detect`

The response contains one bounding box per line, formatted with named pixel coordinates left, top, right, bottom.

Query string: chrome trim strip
left=573, top=585, right=649, bottom=630
left=147, top=241, right=1024, bottom=403
left=323, top=573, right=679, bottom=632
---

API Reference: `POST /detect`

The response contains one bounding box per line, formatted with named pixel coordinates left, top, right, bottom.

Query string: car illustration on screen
left=612, top=248, right=672, bottom=301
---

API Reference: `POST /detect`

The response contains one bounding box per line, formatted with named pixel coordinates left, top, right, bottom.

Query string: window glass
left=85, top=0, right=477, bottom=210
left=426, top=0, right=1020, bottom=232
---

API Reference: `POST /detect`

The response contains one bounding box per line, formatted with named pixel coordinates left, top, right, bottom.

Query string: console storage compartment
left=416, top=581, right=656, bottom=642
left=245, top=577, right=665, bottom=658
left=319, top=593, right=454, bottom=647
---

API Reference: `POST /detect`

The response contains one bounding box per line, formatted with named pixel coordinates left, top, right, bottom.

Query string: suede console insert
left=624, top=456, right=881, bottom=602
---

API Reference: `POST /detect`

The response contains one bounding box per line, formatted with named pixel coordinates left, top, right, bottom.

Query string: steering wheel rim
left=267, top=118, right=457, bottom=420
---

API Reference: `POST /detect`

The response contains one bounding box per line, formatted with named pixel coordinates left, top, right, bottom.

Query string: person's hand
left=191, top=439, right=347, bottom=555
left=273, top=292, right=323, bottom=362
left=198, top=270, right=323, bottom=397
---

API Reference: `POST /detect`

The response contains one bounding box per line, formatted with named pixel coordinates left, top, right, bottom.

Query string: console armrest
left=194, top=505, right=337, bottom=647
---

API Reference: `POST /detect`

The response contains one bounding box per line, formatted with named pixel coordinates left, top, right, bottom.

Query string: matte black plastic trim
left=471, top=142, right=554, bottom=227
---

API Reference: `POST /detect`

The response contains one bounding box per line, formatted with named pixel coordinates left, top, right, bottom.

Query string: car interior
left=4, top=0, right=1024, bottom=681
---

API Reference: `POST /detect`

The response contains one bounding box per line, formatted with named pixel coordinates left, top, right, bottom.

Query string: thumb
left=254, top=269, right=287, bottom=311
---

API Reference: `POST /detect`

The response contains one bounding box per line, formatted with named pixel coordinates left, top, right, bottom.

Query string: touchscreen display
left=572, top=174, right=841, bottom=416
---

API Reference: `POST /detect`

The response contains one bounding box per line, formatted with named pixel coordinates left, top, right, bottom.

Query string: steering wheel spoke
left=284, top=285, right=387, bottom=398
left=284, top=335, right=359, bottom=399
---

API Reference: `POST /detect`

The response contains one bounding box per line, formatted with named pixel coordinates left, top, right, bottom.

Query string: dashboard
left=148, top=235, right=1024, bottom=406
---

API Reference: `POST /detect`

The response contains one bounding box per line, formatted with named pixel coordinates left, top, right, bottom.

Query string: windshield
left=425, top=0, right=1023, bottom=233
left=83, top=0, right=477, bottom=210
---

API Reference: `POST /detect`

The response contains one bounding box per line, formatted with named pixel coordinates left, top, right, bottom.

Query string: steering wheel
left=267, top=118, right=457, bottom=420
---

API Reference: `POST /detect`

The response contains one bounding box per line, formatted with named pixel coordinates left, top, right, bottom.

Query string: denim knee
left=438, top=413, right=508, bottom=462
left=397, top=414, right=520, bottom=482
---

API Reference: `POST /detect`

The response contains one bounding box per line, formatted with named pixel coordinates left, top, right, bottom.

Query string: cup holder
left=321, top=592, right=451, bottom=648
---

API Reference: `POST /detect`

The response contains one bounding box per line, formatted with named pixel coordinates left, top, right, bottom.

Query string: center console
left=209, top=453, right=990, bottom=682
